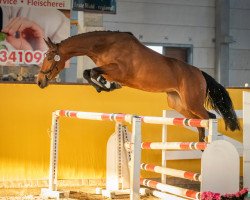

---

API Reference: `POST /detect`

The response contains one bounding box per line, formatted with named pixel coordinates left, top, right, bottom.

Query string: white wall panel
left=229, top=0, right=250, bottom=86
left=104, top=1, right=215, bottom=27
left=230, top=29, right=250, bottom=50
left=229, top=70, right=250, bottom=86
left=104, top=22, right=214, bottom=48
left=230, top=9, right=250, bottom=29
left=230, top=0, right=250, bottom=9
left=230, top=49, right=250, bottom=70
left=193, top=48, right=215, bottom=68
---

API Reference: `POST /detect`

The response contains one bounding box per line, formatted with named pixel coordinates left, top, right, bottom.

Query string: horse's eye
left=44, top=53, right=50, bottom=58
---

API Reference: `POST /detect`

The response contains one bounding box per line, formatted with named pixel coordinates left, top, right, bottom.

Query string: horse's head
left=37, top=38, right=66, bottom=88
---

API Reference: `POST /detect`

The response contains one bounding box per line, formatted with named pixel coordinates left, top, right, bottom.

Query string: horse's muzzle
left=37, top=75, right=49, bottom=89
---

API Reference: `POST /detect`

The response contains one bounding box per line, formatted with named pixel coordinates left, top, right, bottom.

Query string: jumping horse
left=37, top=31, right=240, bottom=142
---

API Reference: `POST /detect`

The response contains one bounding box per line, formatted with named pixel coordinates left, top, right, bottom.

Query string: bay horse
left=37, top=31, right=240, bottom=142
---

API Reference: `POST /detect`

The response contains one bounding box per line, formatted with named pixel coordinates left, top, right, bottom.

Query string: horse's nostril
left=37, top=80, right=44, bottom=88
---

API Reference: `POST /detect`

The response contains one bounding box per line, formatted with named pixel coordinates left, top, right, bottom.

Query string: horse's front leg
left=89, top=65, right=122, bottom=92
left=83, top=69, right=106, bottom=93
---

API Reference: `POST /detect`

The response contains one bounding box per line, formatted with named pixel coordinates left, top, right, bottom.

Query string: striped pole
left=55, top=110, right=134, bottom=123
left=141, top=142, right=207, bottom=150
left=55, top=110, right=209, bottom=128
left=140, top=179, right=200, bottom=200
left=141, top=163, right=201, bottom=182
left=141, top=116, right=209, bottom=128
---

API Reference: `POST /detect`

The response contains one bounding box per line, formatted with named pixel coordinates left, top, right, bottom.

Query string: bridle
left=39, top=53, right=61, bottom=79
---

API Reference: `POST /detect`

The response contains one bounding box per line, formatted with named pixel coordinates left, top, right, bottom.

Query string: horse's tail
left=201, top=71, right=240, bottom=131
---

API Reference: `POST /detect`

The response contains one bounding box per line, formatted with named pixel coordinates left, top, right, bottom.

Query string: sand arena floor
left=0, top=187, right=160, bottom=200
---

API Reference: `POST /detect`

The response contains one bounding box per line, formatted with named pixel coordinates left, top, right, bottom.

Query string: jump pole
left=140, top=163, right=201, bottom=182
left=140, top=178, right=200, bottom=200
left=141, top=141, right=207, bottom=150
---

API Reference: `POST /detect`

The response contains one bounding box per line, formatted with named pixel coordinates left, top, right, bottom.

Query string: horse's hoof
left=115, top=83, right=122, bottom=89
left=111, top=82, right=122, bottom=90
left=95, top=87, right=102, bottom=93
left=83, top=70, right=90, bottom=79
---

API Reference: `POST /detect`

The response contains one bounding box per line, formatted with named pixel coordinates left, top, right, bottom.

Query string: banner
left=73, top=0, right=116, bottom=14
left=0, top=0, right=71, bottom=9
left=0, top=5, right=70, bottom=67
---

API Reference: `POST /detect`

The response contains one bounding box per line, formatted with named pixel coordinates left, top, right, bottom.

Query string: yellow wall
left=0, top=84, right=246, bottom=182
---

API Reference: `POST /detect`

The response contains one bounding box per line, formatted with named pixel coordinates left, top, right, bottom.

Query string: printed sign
left=0, top=0, right=71, bottom=9
left=73, top=0, right=116, bottom=14
left=0, top=49, right=45, bottom=65
left=0, top=5, right=70, bottom=66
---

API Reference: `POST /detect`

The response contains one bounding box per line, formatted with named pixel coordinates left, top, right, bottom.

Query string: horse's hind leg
left=167, top=91, right=207, bottom=142
left=185, top=104, right=210, bottom=142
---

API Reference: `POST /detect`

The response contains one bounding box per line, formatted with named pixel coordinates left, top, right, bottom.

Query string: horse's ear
left=44, top=38, right=51, bottom=48
left=47, top=37, right=53, bottom=44
left=46, top=37, right=56, bottom=48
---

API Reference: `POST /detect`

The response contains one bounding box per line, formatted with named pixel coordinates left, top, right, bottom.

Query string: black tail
left=202, top=71, right=240, bottom=131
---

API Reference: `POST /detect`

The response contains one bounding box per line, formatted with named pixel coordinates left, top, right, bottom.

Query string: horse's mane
left=60, top=31, right=134, bottom=45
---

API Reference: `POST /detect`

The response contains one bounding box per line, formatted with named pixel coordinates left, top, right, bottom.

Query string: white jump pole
left=141, top=141, right=207, bottom=150
left=140, top=163, right=201, bottom=182
left=140, top=178, right=200, bottom=200
left=141, top=116, right=209, bottom=128
left=54, top=110, right=133, bottom=123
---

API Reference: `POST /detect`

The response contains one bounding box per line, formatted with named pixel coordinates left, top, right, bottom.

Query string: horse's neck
left=60, top=34, right=108, bottom=61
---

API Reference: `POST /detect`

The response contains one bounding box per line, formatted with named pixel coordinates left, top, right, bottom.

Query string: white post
left=48, top=112, right=59, bottom=191
left=161, top=110, right=167, bottom=184
left=243, top=92, right=250, bottom=191
left=130, top=117, right=141, bottom=200
left=207, top=119, right=217, bottom=143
